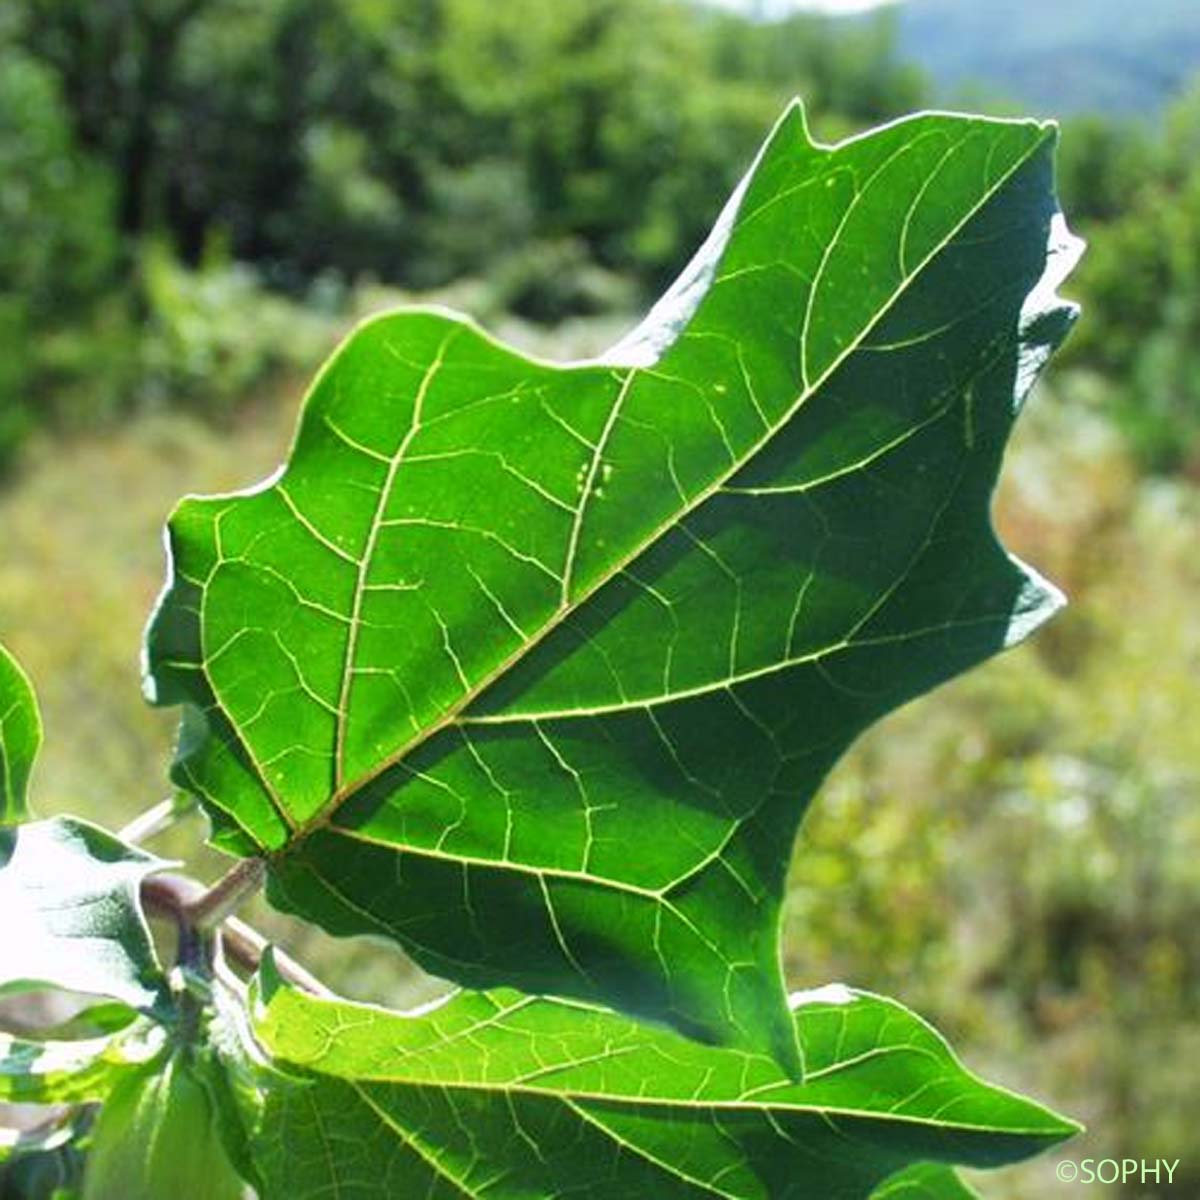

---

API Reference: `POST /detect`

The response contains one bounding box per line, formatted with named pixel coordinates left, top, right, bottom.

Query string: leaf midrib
left=338, top=1077, right=1031, bottom=1200
left=332, top=1072, right=1065, bottom=1138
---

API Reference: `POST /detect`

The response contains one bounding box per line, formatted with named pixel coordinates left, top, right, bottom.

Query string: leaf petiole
left=182, top=858, right=266, bottom=931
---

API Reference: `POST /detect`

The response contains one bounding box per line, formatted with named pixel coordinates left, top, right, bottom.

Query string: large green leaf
left=235, top=969, right=1076, bottom=1200
left=145, top=101, right=1080, bottom=1067
left=0, top=644, right=41, bottom=823
left=0, top=818, right=167, bottom=1012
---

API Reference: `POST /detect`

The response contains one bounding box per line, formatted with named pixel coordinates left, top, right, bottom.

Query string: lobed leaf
left=146, top=101, right=1081, bottom=1068
left=0, top=644, right=42, bottom=823
left=238, top=969, right=1077, bottom=1200
left=0, top=818, right=168, bottom=1013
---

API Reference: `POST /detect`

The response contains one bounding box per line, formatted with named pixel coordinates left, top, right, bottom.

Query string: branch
left=141, top=873, right=330, bottom=997
left=223, top=916, right=334, bottom=999
left=119, top=794, right=194, bottom=844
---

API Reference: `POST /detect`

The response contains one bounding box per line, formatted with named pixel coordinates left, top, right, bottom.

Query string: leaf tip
left=1002, top=561, right=1068, bottom=650
left=1058, top=1114, right=1087, bottom=1138
left=781, top=94, right=812, bottom=143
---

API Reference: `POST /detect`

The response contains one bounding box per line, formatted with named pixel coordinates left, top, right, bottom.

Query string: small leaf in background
left=146, top=101, right=1081, bottom=1070
left=81, top=1050, right=245, bottom=1200
left=0, top=644, right=41, bottom=823
left=872, top=1164, right=981, bottom=1199
left=0, top=818, right=168, bottom=1013
left=237, top=968, right=1076, bottom=1200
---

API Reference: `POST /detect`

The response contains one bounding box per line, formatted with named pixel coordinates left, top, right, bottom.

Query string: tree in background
left=5, top=0, right=1200, bottom=477
left=10, top=0, right=928, bottom=291
left=1061, top=85, right=1200, bottom=474
left=0, top=0, right=931, bottom=465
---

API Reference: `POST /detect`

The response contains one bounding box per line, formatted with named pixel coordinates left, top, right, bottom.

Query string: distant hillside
left=892, top=0, right=1200, bottom=117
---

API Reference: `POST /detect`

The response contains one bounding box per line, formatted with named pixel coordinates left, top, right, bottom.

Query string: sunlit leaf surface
left=146, top=101, right=1080, bottom=1066
left=0, top=818, right=167, bottom=1012
left=238, top=971, right=1076, bottom=1199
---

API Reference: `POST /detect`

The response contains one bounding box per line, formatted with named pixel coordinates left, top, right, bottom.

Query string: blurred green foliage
left=3, top=0, right=1199, bottom=477
left=787, top=385, right=1200, bottom=1196
left=0, top=2, right=1198, bottom=1197
left=0, top=42, right=117, bottom=459
left=0, top=0, right=926, bottom=467
left=1057, top=85, right=1200, bottom=474
left=5, top=0, right=1197, bottom=474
